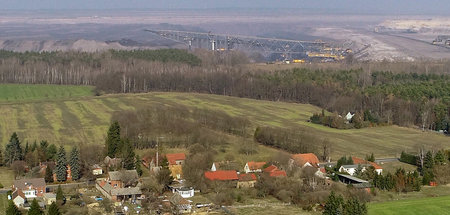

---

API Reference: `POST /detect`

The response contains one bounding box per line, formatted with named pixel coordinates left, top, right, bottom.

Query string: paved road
left=0, top=189, right=10, bottom=194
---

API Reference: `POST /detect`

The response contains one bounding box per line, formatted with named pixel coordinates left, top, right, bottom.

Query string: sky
left=1, top=0, right=449, bottom=15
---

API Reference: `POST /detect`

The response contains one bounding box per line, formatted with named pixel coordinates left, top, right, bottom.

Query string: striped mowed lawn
left=0, top=89, right=448, bottom=159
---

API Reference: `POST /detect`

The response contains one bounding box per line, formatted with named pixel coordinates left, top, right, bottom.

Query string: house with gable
left=96, top=170, right=142, bottom=202
left=244, top=161, right=266, bottom=173
left=166, top=153, right=186, bottom=180
left=211, top=161, right=239, bottom=172
left=11, top=178, right=46, bottom=208
left=263, top=165, right=287, bottom=177
left=290, top=153, right=320, bottom=168
left=352, top=157, right=383, bottom=175
left=204, top=170, right=239, bottom=187
left=237, top=173, right=257, bottom=188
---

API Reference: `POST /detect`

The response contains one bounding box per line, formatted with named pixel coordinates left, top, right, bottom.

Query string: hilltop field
left=0, top=84, right=448, bottom=159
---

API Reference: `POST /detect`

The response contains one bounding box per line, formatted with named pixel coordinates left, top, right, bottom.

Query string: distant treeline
left=0, top=49, right=449, bottom=131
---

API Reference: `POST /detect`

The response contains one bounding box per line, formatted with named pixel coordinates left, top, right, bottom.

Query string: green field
left=0, top=89, right=448, bottom=159
left=0, top=84, right=93, bottom=102
left=369, top=195, right=450, bottom=215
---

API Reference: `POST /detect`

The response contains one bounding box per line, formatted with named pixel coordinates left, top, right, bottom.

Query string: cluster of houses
left=8, top=151, right=384, bottom=213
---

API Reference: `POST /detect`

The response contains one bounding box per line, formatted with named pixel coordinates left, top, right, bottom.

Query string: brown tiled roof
left=204, top=170, right=238, bottom=181
left=291, top=153, right=320, bottom=167
left=238, top=173, right=257, bottom=182
left=352, top=157, right=383, bottom=170
left=246, top=161, right=266, bottom=171
left=166, top=153, right=186, bottom=165
left=13, top=178, right=46, bottom=190
left=108, top=170, right=139, bottom=181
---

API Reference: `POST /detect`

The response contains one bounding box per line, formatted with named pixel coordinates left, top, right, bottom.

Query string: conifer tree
left=56, top=185, right=64, bottom=201
left=46, top=144, right=58, bottom=161
left=4, top=132, right=23, bottom=166
left=31, top=141, right=38, bottom=152
left=28, top=198, right=43, bottom=215
left=121, top=139, right=135, bottom=170
left=0, top=146, right=3, bottom=166
left=106, top=121, right=121, bottom=157
left=343, top=198, right=367, bottom=215
left=434, top=150, right=446, bottom=165
left=24, top=142, right=29, bottom=155
left=323, top=191, right=344, bottom=215
left=135, top=154, right=143, bottom=176
left=5, top=200, right=21, bottom=215
left=47, top=202, right=61, bottom=215
left=69, top=147, right=80, bottom=180
left=424, top=151, right=434, bottom=169
left=55, top=146, right=67, bottom=182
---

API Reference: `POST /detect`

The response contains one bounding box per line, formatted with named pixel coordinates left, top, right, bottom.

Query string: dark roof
left=170, top=193, right=190, bottom=206
left=12, top=190, right=25, bottom=200
left=13, top=178, right=46, bottom=190
left=338, top=174, right=368, bottom=183
left=108, top=170, right=139, bottom=181
left=110, top=187, right=142, bottom=196
left=238, top=173, right=257, bottom=182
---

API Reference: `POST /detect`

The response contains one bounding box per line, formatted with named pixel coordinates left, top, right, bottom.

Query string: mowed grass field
left=0, top=84, right=93, bottom=102
left=0, top=86, right=448, bottom=159
left=369, top=195, right=450, bottom=215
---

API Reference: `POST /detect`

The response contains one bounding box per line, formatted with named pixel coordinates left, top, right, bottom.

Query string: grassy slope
left=0, top=84, right=93, bottom=102
left=369, top=195, right=450, bottom=215
left=0, top=91, right=448, bottom=159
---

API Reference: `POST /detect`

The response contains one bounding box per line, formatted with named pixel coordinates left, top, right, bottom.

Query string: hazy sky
left=1, top=0, right=449, bottom=14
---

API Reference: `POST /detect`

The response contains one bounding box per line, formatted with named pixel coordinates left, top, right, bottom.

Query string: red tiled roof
left=238, top=173, right=257, bottom=182
left=291, top=153, right=320, bottom=167
left=166, top=153, right=186, bottom=165
left=352, top=157, right=383, bottom=170
left=246, top=161, right=266, bottom=171
left=269, top=170, right=287, bottom=177
left=205, top=170, right=238, bottom=181
left=263, top=165, right=278, bottom=173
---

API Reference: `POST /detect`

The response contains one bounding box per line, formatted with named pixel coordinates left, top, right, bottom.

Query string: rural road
left=375, top=158, right=399, bottom=163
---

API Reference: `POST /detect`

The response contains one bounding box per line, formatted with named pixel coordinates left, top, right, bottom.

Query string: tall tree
left=45, top=166, right=54, bottom=183
left=4, top=132, right=23, bottom=166
left=47, top=202, right=61, bottom=215
left=5, top=200, right=21, bottom=215
left=56, top=185, right=64, bottom=201
left=135, top=155, right=143, bottom=176
left=424, top=151, right=434, bottom=169
left=24, top=142, right=29, bottom=155
left=55, top=146, right=67, bottom=182
left=69, top=147, right=80, bottom=180
left=28, top=198, right=43, bottom=215
left=46, top=144, right=57, bottom=161
left=105, top=121, right=121, bottom=157
left=323, top=191, right=344, bottom=215
left=343, top=198, right=367, bottom=215
left=121, top=139, right=135, bottom=170
left=31, top=141, right=38, bottom=152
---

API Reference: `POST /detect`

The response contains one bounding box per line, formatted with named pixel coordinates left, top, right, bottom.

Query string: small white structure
left=345, top=112, right=355, bottom=121
left=92, top=164, right=103, bottom=176
left=173, top=187, right=194, bottom=198
left=43, top=193, right=57, bottom=205
left=243, top=162, right=266, bottom=173
left=339, top=165, right=366, bottom=176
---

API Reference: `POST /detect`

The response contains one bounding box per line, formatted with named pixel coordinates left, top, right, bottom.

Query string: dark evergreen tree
left=157, top=166, right=174, bottom=189
left=56, top=185, right=64, bottom=201
left=106, top=121, right=121, bottom=157
left=323, top=191, right=344, bottom=215
left=31, top=141, right=38, bottom=152
left=24, top=142, right=29, bottom=155
left=46, top=144, right=58, bottom=161
left=121, top=139, right=135, bottom=170
left=424, top=151, right=434, bottom=169
left=434, top=150, right=446, bottom=165
left=55, top=146, right=67, bottom=182
left=4, top=132, right=23, bottom=166
left=39, top=140, right=48, bottom=150
left=135, top=155, right=143, bottom=176
left=69, top=147, right=80, bottom=180
left=28, top=198, right=43, bottom=215
left=47, top=202, right=61, bottom=215
left=45, top=166, right=54, bottom=183
left=0, top=146, right=3, bottom=166
left=5, top=200, right=21, bottom=215
left=343, top=198, right=367, bottom=215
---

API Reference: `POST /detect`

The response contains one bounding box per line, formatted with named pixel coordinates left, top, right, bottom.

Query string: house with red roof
left=166, top=153, right=186, bottom=180
left=351, top=157, right=383, bottom=175
left=244, top=161, right=267, bottom=173
left=263, top=165, right=287, bottom=177
left=290, top=153, right=320, bottom=168
left=237, top=173, right=257, bottom=188
left=204, top=170, right=239, bottom=181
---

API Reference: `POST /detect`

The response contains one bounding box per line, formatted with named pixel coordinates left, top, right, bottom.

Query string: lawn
left=0, top=167, right=14, bottom=187
left=368, top=195, right=450, bottom=215
left=0, top=84, right=93, bottom=102
left=0, top=194, right=8, bottom=215
left=0, top=91, right=448, bottom=159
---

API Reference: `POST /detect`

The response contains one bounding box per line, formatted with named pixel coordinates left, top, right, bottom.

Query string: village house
left=204, top=170, right=239, bottom=188
left=290, top=153, right=320, bottom=168
left=172, top=187, right=195, bottom=198
left=263, top=165, right=287, bottom=177
left=211, top=161, right=239, bottom=172
left=339, top=164, right=366, bottom=176
left=92, top=164, right=103, bottom=176
left=237, top=173, right=257, bottom=188
left=166, top=153, right=186, bottom=180
left=243, top=161, right=266, bottom=173
left=11, top=178, right=46, bottom=208
left=96, top=170, right=142, bottom=202
left=352, top=157, right=383, bottom=175
left=170, top=193, right=192, bottom=214
left=42, top=193, right=57, bottom=205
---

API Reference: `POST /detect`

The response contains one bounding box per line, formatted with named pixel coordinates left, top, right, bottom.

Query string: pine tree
left=5, top=200, right=21, bottom=215
left=56, top=185, right=64, bottom=201
left=323, top=191, right=344, bottom=215
left=121, top=139, right=135, bottom=170
left=4, top=132, right=23, bottom=166
left=434, top=150, right=446, bottom=165
left=69, top=147, right=80, bottom=180
left=424, top=151, right=434, bottom=169
left=31, top=141, right=38, bottom=152
left=47, top=202, right=61, bottom=215
left=135, top=155, right=143, bottom=176
left=46, top=144, right=58, bottom=161
left=45, top=166, right=54, bottom=183
left=105, top=121, right=121, bottom=157
left=28, top=198, right=43, bottom=215
left=55, top=146, right=67, bottom=182
left=343, top=198, right=367, bottom=215
left=24, top=142, right=29, bottom=155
